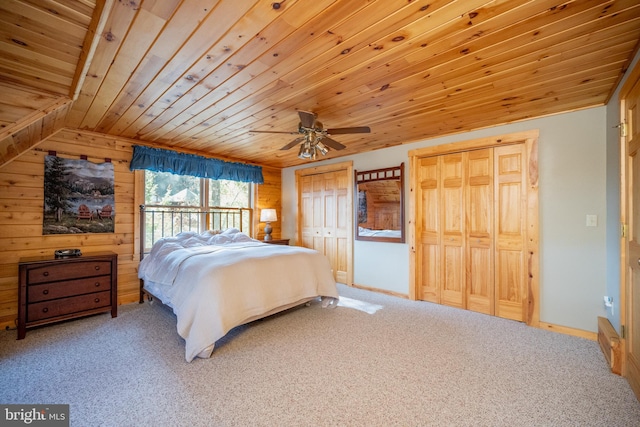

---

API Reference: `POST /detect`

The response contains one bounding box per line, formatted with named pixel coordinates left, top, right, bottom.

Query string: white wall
left=282, top=107, right=610, bottom=333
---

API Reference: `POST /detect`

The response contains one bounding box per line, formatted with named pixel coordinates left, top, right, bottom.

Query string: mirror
left=355, top=163, right=404, bottom=243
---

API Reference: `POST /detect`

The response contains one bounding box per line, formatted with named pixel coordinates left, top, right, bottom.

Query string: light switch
left=586, top=214, right=598, bottom=227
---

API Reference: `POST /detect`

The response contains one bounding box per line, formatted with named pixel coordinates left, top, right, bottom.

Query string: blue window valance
left=129, top=145, right=263, bottom=184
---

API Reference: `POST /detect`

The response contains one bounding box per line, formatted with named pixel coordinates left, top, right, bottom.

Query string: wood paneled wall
left=255, top=165, right=282, bottom=241
left=0, top=129, right=281, bottom=330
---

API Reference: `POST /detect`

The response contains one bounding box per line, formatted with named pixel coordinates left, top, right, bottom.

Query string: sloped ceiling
left=1, top=0, right=640, bottom=168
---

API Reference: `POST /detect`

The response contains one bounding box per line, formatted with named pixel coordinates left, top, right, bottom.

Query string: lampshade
left=260, top=208, right=277, bottom=222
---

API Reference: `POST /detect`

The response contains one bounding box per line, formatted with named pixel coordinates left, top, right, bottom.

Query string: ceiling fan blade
left=298, top=111, right=317, bottom=128
left=280, top=137, right=305, bottom=150
left=250, top=130, right=299, bottom=135
left=325, top=126, right=371, bottom=134
left=319, top=137, right=346, bottom=150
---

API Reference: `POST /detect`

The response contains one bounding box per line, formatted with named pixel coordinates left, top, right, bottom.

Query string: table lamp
left=260, top=208, right=277, bottom=241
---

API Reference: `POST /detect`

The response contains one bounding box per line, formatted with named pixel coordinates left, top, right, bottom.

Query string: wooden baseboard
left=597, top=316, right=621, bottom=375
left=538, top=322, right=597, bottom=341
left=350, top=283, right=408, bottom=299
left=350, top=286, right=606, bottom=345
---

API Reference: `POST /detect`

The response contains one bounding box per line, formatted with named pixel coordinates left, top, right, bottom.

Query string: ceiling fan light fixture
left=298, top=140, right=315, bottom=159
left=255, top=110, right=371, bottom=160
left=316, top=141, right=329, bottom=155
left=297, top=143, right=307, bottom=159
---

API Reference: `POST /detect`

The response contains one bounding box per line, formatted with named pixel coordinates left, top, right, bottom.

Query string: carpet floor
left=1, top=284, right=639, bottom=426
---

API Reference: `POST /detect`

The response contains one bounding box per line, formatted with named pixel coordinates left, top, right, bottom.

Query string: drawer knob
left=43, top=272, right=49, bottom=277
left=42, top=307, right=48, bottom=313
left=94, top=266, right=100, bottom=271
left=94, top=298, right=100, bottom=303
left=43, top=289, right=49, bottom=295
left=94, top=282, right=101, bottom=287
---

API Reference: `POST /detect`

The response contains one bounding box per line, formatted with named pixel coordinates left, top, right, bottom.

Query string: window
left=145, top=171, right=200, bottom=206
left=143, top=170, right=252, bottom=250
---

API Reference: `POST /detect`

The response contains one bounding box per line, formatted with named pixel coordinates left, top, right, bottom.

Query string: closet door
left=300, top=175, right=315, bottom=248
left=322, top=171, right=349, bottom=284
left=334, top=171, right=350, bottom=284
left=440, top=153, right=465, bottom=308
left=411, top=131, right=537, bottom=325
left=466, top=149, right=494, bottom=315
left=414, top=144, right=526, bottom=321
left=299, top=169, right=350, bottom=284
left=494, top=144, right=526, bottom=321
left=417, top=156, right=440, bottom=303
left=321, top=172, right=336, bottom=268
left=312, top=174, right=326, bottom=250
left=300, top=174, right=325, bottom=250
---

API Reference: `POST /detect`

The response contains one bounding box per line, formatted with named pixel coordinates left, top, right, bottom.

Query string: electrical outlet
left=586, top=215, right=598, bottom=227
left=604, top=296, right=614, bottom=316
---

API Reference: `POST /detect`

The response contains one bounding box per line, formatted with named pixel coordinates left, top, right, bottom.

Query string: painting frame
left=43, top=155, right=115, bottom=235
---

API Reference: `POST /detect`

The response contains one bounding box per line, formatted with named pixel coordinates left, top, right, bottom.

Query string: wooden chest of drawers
left=18, top=252, right=117, bottom=339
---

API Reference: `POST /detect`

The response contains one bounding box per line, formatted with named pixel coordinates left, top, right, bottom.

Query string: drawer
left=28, top=276, right=111, bottom=303
left=27, top=261, right=112, bottom=284
left=27, top=291, right=111, bottom=322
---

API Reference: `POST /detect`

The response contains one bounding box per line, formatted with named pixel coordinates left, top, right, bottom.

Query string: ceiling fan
left=250, top=111, right=371, bottom=160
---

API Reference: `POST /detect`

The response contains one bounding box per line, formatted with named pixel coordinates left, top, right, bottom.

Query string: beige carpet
left=1, top=284, right=639, bottom=426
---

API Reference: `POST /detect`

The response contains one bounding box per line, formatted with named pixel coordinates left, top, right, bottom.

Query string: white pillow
left=231, top=232, right=254, bottom=243
left=221, top=227, right=241, bottom=235
left=208, top=234, right=232, bottom=245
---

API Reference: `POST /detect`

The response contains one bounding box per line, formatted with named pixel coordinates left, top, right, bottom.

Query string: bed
left=138, top=227, right=339, bottom=362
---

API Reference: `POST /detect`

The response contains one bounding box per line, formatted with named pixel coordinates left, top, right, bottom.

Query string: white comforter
left=138, top=228, right=339, bottom=362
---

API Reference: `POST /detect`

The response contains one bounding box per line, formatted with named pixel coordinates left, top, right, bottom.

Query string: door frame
left=295, top=161, right=354, bottom=286
left=619, top=59, right=640, bottom=399
left=408, top=130, right=540, bottom=326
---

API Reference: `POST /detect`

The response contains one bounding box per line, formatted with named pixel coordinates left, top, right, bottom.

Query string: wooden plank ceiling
left=1, top=0, right=639, bottom=168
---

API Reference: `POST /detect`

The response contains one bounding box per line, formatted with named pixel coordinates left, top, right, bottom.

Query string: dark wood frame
left=354, top=163, right=405, bottom=243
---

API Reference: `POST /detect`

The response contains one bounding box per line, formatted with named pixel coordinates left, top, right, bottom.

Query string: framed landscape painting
left=43, top=155, right=115, bottom=234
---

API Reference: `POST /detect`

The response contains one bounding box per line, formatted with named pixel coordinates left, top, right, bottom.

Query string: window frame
left=140, top=170, right=254, bottom=252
